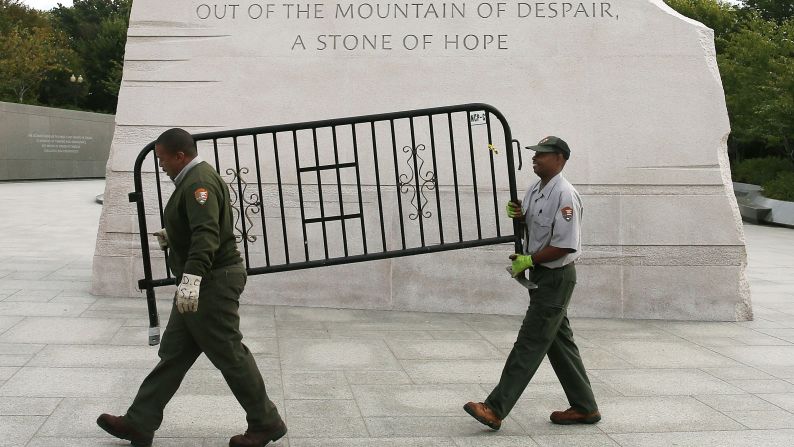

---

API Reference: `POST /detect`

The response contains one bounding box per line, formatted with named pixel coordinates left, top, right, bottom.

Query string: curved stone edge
left=756, top=197, right=794, bottom=227
left=651, top=0, right=751, bottom=321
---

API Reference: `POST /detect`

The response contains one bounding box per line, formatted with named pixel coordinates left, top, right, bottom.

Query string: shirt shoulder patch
left=561, top=206, right=574, bottom=222
left=194, top=187, right=209, bottom=206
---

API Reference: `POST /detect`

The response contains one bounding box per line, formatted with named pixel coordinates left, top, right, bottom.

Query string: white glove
left=176, top=273, right=201, bottom=313
left=153, top=228, right=169, bottom=250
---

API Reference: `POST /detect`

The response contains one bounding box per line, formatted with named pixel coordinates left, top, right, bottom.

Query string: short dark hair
left=155, top=128, right=197, bottom=157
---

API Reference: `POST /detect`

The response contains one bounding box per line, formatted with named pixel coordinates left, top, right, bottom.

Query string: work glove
left=509, top=254, right=533, bottom=277
left=153, top=228, right=169, bottom=250
left=176, top=273, right=201, bottom=313
left=505, top=201, right=523, bottom=220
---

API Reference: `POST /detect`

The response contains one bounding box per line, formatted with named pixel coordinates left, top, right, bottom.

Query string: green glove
left=509, top=254, right=533, bottom=277
left=505, top=201, right=523, bottom=219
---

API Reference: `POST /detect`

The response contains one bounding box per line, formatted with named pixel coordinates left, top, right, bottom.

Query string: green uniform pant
left=125, top=264, right=280, bottom=432
left=485, top=263, right=598, bottom=419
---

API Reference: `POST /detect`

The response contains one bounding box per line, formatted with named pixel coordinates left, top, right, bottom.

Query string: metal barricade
left=129, top=103, right=524, bottom=345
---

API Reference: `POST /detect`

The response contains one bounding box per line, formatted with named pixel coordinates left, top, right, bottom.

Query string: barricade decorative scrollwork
left=226, top=167, right=259, bottom=243
left=398, top=144, right=437, bottom=221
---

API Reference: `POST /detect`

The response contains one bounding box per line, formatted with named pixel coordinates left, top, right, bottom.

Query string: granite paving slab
left=400, top=359, right=506, bottom=384
left=27, top=344, right=159, bottom=368
left=205, top=439, right=288, bottom=447
left=385, top=340, right=503, bottom=360
left=48, top=294, right=98, bottom=305
left=0, top=354, right=32, bottom=367
left=282, top=416, right=369, bottom=438
left=713, top=346, right=794, bottom=368
left=0, top=415, right=47, bottom=447
left=279, top=339, right=401, bottom=371
left=352, top=384, right=485, bottom=416
left=3, top=289, right=60, bottom=301
left=594, top=339, right=741, bottom=368
left=756, top=329, right=794, bottom=343
left=453, top=436, right=541, bottom=446
left=282, top=371, right=353, bottom=400
left=323, top=320, right=465, bottom=332
left=694, top=393, right=783, bottom=412
left=35, top=397, right=131, bottom=437
left=594, top=396, right=745, bottom=433
left=472, top=330, right=517, bottom=348
left=758, top=366, right=794, bottom=379
left=327, top=328, right=436, bottom=340
left=579, top=347, right=635, bottom=369
left=343, top=370, right=412, bottom=385
left=591, top=368, right=745, bottom=396
left=364, top=416, right=527, bottom=437
left=289, top=438, right=456, bottom=447
left=428, top=330, right=488, bottom=340
left=0, top=317, right=124, bottom=344
left=701, top=365, right=777, bottom=381
left=275, top=306, right=370, bottom=322
left=725, top=410, right=794, bottom=429
left=284, top=399, right=359, bottom=418
left=0, top=301, right=90, bottom=317
left=0, top=367, right=148, bottom=398
left=0, top=279, right=90, bottom=292
left=27, top=439, right=207, bottom=447
left=757, top=393, right=794, bottom=412
left=0, top=367, right=18, bottom=381
left=727, top=378, right=794, bottom=394
left=531, top=434, right=620, bottom=447
left=0, top=397, right=60, bottom=415
left=610, top=429, right=794, bottom=447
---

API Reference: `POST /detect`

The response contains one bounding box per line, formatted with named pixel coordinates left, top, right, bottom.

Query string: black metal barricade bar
left=130, top=103, right=523, bottom=345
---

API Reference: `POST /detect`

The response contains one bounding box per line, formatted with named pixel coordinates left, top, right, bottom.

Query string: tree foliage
left=0, top=4, right=74, bottom=103
left=48, top=0, right=132, bottom=112
left=744, top=0, right=794, bottom=22
left=665, top=0, right=794, bottom=163
left=664, top=0, right=742, bottom=51
left=733, top=157, right=794, bottom=185
left=0, top=0, right=48, bottom=34
left=763, top=171, right=794, bottom=201
left=0, top=0, right=130, bottom=112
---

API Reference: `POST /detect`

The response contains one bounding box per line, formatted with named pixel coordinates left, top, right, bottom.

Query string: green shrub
left=733, top=157, right=794, bottom=185
left=763, top=171, right=794, bottom=201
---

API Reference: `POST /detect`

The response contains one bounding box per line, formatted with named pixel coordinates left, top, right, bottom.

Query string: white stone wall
left=93, top=0, right=751, bottom=320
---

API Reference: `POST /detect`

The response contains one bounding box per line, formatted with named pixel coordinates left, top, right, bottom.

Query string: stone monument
left=0, top=102, right=114, bottom=180
left=93, top=0, right=751, bottom=321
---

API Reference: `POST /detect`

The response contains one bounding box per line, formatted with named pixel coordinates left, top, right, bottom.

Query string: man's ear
left=558, top=154, right=568, bottom=167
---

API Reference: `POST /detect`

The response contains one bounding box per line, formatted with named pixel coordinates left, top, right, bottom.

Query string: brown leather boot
left=550, top=407, right=602, bottom=425
left=463, top=401, right=502, bottom=430
left=96, top=413, right=154, bottom=447
left=229, top=419, right=288, bottom=447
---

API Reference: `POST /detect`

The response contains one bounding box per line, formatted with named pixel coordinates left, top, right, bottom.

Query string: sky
left=21, top=0, right=744, bottom=11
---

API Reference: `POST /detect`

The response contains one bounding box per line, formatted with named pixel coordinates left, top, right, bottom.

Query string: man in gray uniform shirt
left=464, top=136, right=600, bottom=430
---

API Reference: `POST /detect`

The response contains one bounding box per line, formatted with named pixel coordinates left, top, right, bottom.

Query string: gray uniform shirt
left=521, top=173, right=582, bottom=269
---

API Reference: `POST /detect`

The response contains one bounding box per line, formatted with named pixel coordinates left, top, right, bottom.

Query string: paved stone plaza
left=1, top=179, right=794, bottom=446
